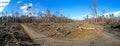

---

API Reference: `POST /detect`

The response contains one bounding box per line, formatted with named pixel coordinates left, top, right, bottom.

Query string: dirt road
left=20, top=24, right=120, bottom=46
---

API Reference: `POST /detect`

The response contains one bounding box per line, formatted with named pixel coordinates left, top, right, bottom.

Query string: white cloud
left=82, top=10, right=120, bottom=19
left=17, top=1, right=22, bottom=4
left=82, top=13, right=93, bottom=18
left=20, top=5, right=28, bottom=12
left=20, top=3, right=33, bottom=13
left=60, top=10, right=63, bottom=12
left=29, top=3, right=32, bottom=6
left=41, top=11, right=45, bottom=13
left=0, top=7, right=4, bottom=12
left=112, top=11, right=120, bottom=17
left=0, top=0, right=10, bottom=12
left=104, top=11, right=120, bottom=17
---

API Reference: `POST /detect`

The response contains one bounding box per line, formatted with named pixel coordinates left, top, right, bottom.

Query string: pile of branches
left=0, top=23, right=38, bottom=46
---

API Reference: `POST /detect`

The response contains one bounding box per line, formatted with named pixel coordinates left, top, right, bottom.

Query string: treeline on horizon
left=0, top=0, right=119, bottom=25
left=0, top=9, right=74, bottom=23
left=0, top=9, right=120, bottom=24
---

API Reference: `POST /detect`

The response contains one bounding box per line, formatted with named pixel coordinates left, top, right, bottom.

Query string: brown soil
left=26, top=23, right=99, bottom=41
left=21, top=23, right=120, bottom=46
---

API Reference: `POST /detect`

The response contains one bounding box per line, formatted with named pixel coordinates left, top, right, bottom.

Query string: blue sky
left=0, top=0, right=120, bottom=20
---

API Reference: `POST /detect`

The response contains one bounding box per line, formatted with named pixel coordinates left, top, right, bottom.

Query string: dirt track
left=20, top=24, right=120, bottom=46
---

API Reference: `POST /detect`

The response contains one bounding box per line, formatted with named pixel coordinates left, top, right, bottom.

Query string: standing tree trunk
left=90, top=0, right=97, bottom=23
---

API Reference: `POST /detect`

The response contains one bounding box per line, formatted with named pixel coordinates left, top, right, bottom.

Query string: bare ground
left=20, top=24, right=120, bottom=46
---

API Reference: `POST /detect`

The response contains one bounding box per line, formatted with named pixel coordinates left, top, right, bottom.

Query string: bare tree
left=90, top=0, right=97, bottom=23
left=46, top=9, right=51, bottom=23
left=0, top=12, right=4, bottom=22
left=55, top=11, right=60, bottom=16
left=84, top=15, right=89, bottom=23
left=46, top=8, right=51, bottom=16
left=102, top=10, right=105, bottom=22
left=86, top=15, right=89, bottom=22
